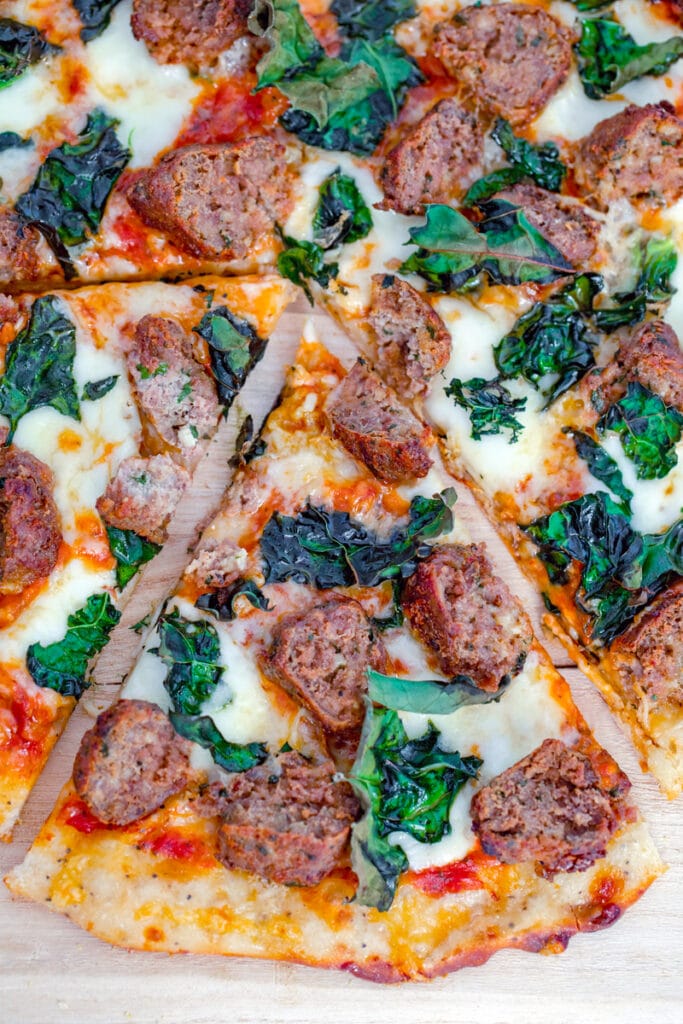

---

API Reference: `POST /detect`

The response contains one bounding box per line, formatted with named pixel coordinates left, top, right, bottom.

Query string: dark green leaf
left=0, top=17, right=53, bottom=88
left=194, top=306, right=267, bottom=410
left=370, top=580, right=404, bottom=632
left=0, top=131, right=32, bottom=153
left=331, top=0, right=416, bottom=41
left=349, top=706, right=481, bottom=908
left=276, top=233, right=338, bottom=303
left=105, top=525, right=161, bottom=590
left=569, top=430, right=633, bottom=509
left=15, top=108, right=130, bottom=275
left=444, top=376, right=526, bottom=442
left=367, top=668, right=511, bottom=714
left=157, top=609, right=224, bottom=715
left=313, top=168, right=373, bottom=249
left=229, top=414, right=267, bottom=467
left=72, top=0, right=124, bottom=42
left=82, top=375, right=118, bottom=401
left=261, top=490, right=455, bottom=589
left=461, top=166, right=527, bottom=208
left=0, top=295, right=79, bottom=440
left=493, top=274, right=601, bottom=406
left=341, top=36, right=421, bottom=120
left=599, top=381, right=683, bottom=480
left=401, top=202, right=573, bottom=292
left=169, top=713, right=268, bottom=773
left=249, top=0, right=324, bottom=89
left=566, top=0, right=612, bottom=8
left=576, top=18, right=683, bottom=100
left=26, top=593, right=120, bottom=698
left=463, top=119, right=566, bottom=204
left=595, top=235, right=678, bottom=331
left=640, top=519, right=683, bottom=588
left=195, top=578, right=272, bottom=621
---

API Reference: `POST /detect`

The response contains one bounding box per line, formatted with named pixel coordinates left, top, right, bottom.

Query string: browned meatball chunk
left=326, top=360, right=433, bottom=482
left=609, top=581, right=683, bottom=707
left=432, top=4, right=573, bottom=126
left=368, top=274, right=451, bottom=399
left=131, top=0, right=251, bottom=68
left=0, top=447, right=61, bottom=595
left=401, top=543, right=532, bottom=690
left=216, top=752, right=359, bottom=886
left=128, top=314, right=220, bottom=462
left=73, top=700, right=192, bottom=826
left=0, top=208, right=45, bottom=287
left=470, top=739, right=634, bottom=874
left=574, top=102, right=683, bottom=211
left=128, top=138, right=293, bottom=260
left=378, top=98, right=485, bottom=214
left=96, top=453, right=190, bottom=545
left=493, top=182, right=599, bottom=267
left=263, top=598, right=387, bottom=736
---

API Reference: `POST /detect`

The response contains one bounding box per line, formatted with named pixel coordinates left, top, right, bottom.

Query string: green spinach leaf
left=599, top=381, right=683, bottom=480
left=595, top=235, right=678, bottom=331
left=493, top=274, right=601, bottom=406
left=105, top=525, right=161, bottom=590
left=350, top=706, right=481, bottom=909
left=0, top=17, right=54, bottom=88
left=576, top=18, right=683, bottom=100
left=249, top=0, right=324, bottom=89
left=444, top=376, right=526, bottom=442
left=82, top=375, right=118, bottom=401
left=0, top=131, right=32, bottom=152
left=260, top=491, right=455, bottom=589
left=26, top=593, right=121, bottom=698
left=169, top=713, right=268, bottom=773
left=72, top=0, right=124, bottom=42
left=400, top=201, right=574, bottom=292
left=0, top=295, right=79, bottom=441
left=569, top=430, right=633, bottom=509
left=313, top=168, right=373, bottom=249
left=463, top=119, right=566, bottom=206
left=194, top=306, right=267, bottom=410
left=195, top=578, right=272, bottom=620
left=367, top=669, right=511, bottom=715
left=157, top=609, right=224, bottom=715
left=276, top=233, right=338, bottom=303
left=15, top=109, right=130, bottom=275
left=331, top=0, right=416, bottom=41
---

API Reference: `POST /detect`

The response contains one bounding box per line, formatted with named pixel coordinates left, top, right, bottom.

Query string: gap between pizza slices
left=6, top=335, right=663, bottom=981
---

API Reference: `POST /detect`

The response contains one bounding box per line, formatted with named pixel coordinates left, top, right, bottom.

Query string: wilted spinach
left=568, top=430, right=633, bottom=510
left=463, top=118, right=566, bottom=207
left=195, top=578, right=272, bottom=621
left=599, top=382, right=683, bottom=480
left=276, top=232, right=338, bottom=304
left=0, top=295, right=79, bottom=440
left=105, top=525, right=161, bottom=590
left=0, top=131, right=32, bottom=152
left=595, top=235, right=678, bottom=331
left=313, top=168, right=373, bottom=249
left=169, top=713, right=268, bottom=773
left=0, top=17, right=54, bottom=88
left=27, top=593, right=121, bottom=698
left=367, top=669, right=511, bottom=715
left=156, top=609, right=224, bottom=715
left=576, top=18, right=683, bottom=99
left=260, top=491, right=455, bottom=589
left=72, top=0, right=123, bottom=42
left=444, top=377, right=526, bottom=442
left=82, top=375, right=118, bottom=401
left=331, top=0, right=415, bottom=41
left=400, top=201, right=574, bottom=292
left=194, top=306, right=267, bottom=411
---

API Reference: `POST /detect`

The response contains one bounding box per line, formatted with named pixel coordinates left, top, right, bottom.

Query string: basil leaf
left=599, top=382, right=683, bottom=480
left=195, top=578, right=272, bottom=621
left=276, top=233, right=338, bottom=304
left=367, top=668, right=511, bottom=714
left=463, top=119, right=566, bottom=205
left=313, top=168, right=373, bottom=249
left=493, top=274, right=601, bottom=406
left=194, top=306, right=267, bottom=410
left=169, top=713, right=268, bottom=773
left=105, top=524, right=161, bottom=590
left=331, top=0, right=416, bottom=41
left=15, top=108, right=130, bottom=275
left=576, top=18, right=683, bottom=100
left=349, top=706, right=481, bottom=908
left=157, top=610, right=224, bottom=715
left=569, top=430, right=633, bottom=510
left=26, top=593, right=121, bottom=698
left=595, top=235, right=678, bottom=331
left=400, top=202, right=574, bottom=292
left=0, top=295, right=79, bottom=441
left=82, top=374, right=118, bottom=401
left=261, top=491, right=455, bottom=589
left=0, top=17, right=53, bottom=88
left=444, top=376, right=526, bottom=442
left=72, top=0, right=124, bottom=42
left=0, top=131, right=32, bottom=153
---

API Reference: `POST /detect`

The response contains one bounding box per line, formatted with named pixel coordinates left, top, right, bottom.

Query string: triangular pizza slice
left=0, top=273, right=294, bottom=838
left=7, top=333, right=661, bottom=981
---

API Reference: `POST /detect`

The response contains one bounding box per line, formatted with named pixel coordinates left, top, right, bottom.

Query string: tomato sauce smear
left=177, top=76, right=289, bottom=148
left=408, top=851, right=500, bottom=897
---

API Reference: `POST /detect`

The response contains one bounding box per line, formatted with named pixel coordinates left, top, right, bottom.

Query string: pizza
left=6, top=336, right=663, bottom=980
left=0, top=274, right=293, bottom=838
left=1, top=0, right=682, bottom=986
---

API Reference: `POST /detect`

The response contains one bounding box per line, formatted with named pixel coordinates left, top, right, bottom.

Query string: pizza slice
left=0, top=273, right=294, bottom=838
left=7, top=335, right=661, bottom=981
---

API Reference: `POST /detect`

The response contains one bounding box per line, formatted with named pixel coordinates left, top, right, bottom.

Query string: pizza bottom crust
left=6, top=782, right=663, bottom=982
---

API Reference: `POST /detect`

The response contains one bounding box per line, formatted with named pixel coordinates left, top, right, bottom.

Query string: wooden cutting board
left=1, top=302, right=681, bottom=1024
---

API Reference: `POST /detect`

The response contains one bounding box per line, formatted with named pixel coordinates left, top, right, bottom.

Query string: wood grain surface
left=1, top=303, right=681, bottom=1024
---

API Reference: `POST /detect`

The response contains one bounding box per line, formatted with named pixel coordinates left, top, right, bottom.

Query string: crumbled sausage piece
left=96, top=453, right=190, bottom=545
left=610, top=581, right=683, bottom=707
left=0, top=209, right=45, bottom=286
left=131, top=0, right=251, bottom=69
left=0, top=447, right=61, bottom=595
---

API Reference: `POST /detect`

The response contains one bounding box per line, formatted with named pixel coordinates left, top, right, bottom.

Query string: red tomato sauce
left=177, top=77, right=289, bottom=148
